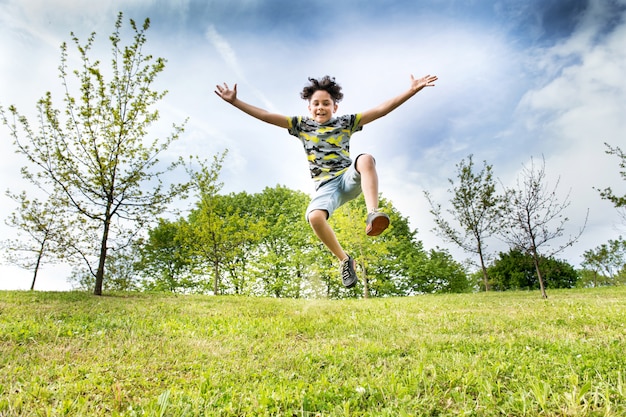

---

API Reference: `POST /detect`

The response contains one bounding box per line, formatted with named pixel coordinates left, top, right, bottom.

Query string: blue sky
left=1, top=0, right=625, bottom=290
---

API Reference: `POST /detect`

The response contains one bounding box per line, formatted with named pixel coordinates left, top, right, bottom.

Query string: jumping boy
left=215, top=73, right=437, bottom=289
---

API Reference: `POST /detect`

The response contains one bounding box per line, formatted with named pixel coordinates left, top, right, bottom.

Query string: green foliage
left=136, top=218, right=194, bottom=292
left=330, top=196, right=393, bottom=298
left=487, top=249, right=578, bottom=291
left=133, top=187, right=467, bottom=298
left=333, top=196, right=470, bottom=297
left=1, top=289, right=625, bottom=415
left=580, top=236, right=626, bottom=287
left=248, top=185, right=313, bottom=298
left=417, top=248, right=471, bottom=293
left=179, top=152, right=262, bottom=295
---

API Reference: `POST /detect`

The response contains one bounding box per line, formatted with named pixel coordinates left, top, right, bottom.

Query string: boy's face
left=308, top=90, right=338, bottom=124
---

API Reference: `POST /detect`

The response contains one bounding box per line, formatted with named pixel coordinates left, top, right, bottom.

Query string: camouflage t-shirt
left=287, top=114, right=363, bottom=189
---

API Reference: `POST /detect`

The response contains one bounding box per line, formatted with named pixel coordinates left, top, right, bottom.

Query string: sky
left=1, top=0, right=625, bottom=291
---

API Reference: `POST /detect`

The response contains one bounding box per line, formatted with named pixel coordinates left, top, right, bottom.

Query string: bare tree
left=0, top=13, right=189, bottom=295
left=425, top=155, right=506, bottom=291
left=501, top=156, right=587, bottom=298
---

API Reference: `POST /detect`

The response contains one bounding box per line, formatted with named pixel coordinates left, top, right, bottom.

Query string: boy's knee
left=308, top=209, right=328, bottom=227
left=356, top=153, right=376, bottom=172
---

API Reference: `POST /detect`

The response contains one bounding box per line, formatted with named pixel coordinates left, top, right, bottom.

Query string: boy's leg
left=308, top=209, right=347, bottom=261
left=356, top=154, right=390, bottom=236
left=355, top=154, right=379, bottom=212
left=308, top=209, right=358, bottom=288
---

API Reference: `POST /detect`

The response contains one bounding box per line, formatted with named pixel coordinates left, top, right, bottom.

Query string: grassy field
left=1, top=287, right=625, bottom=416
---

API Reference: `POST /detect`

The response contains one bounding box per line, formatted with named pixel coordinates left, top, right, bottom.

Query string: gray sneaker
left=340, top=255, right=358, bottom=288
left=365, top=210, right=390, bottom=236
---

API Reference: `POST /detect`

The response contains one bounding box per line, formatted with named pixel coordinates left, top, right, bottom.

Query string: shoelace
left=340, top=259, right=352, bottom=280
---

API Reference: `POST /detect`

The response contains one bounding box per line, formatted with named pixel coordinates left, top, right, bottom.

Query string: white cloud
left=205, top=25, right=245, bottom=81
left=205, top=25, right=280, bottom=112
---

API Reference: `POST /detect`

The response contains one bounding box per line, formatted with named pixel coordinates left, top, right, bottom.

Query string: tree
left=417, top=249, right=470, bottom=294
left=425, top=155, right=506, bottom=291
left=1, top=13, right=189, bottom=295
left=69, top=244, right=142, bottom=292
left=487, top=249, right=578, bottom=291
left=182, top=153, right=264, bottom=295
left=580, top=237, right=626, bottom=287
left=331, top=196, right=391, bottom=298
left=136, top=218, right=194, bottom=292
left=249, top=186, right=311, bottom=298
left=182, top=153, right=227, bottom=294
left=597, top=143, right=626, bottom=222
left=332, top=195, right=469, bottom=297
left=212, top=191, right=265, bottom=294
left=501, top=156, right=587, bottom=298
left=2, top=191, right=67, bottom=290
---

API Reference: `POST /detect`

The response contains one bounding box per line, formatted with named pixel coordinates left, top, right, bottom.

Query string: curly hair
left=300, top=75, right=344, bottom=103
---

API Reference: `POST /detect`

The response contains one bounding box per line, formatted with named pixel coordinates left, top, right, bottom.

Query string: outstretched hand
left=215, top=83, right=237, bottom=103
left=410, top=74, right=438, bottom=93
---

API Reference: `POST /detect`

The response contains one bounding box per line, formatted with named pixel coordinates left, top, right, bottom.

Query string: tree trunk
left=213, top=260, right=220, bottom=295
left=30, top=259, right=41, bottom=291
left=360, top=260, right=369, bottom=299
left=94, top=216, right=112, bottom=296
left=30, top=242, right=46, bottom=291
left=531, top=247, right=548, bottom=299
left=477, top=242, right=490, bottom=291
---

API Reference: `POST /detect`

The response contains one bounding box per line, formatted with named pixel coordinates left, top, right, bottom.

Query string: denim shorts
left=305, top=155, right=364, bottom=221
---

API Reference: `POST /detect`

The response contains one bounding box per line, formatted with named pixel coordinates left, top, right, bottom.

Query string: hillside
left=1, top=288, right=625, bottom=416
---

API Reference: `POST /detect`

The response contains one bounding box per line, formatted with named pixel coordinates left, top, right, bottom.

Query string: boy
left=215, top=73, right=437, bottom=288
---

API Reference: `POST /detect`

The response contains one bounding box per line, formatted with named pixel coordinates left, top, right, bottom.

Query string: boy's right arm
left=215, top=83, right=289, bottom=129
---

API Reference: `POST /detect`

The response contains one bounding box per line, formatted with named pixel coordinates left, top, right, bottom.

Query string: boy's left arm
left=359, top=74, right=437, bottom=126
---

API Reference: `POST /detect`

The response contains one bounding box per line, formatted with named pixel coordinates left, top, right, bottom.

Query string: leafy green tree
left=425, top=155, right=506, bottom=291
left=249, top=186, right=311, bottom=298
left=577, top=269, right=615, bottom=288
left=0, top=13, right=188, bottom=295
left=181, top=153, right=267, bottom=294
left=135, top=183, right=468, bottom=298
left=580, top=237, right=626, bottom=287
left=136, top=218, right=195, bottom=292
left=417, top=249, right=470, bottom=294
left=333, top=195, right=469, bottom=297
left=329, top=197, right=387, bottom=298
left=487, top=249, right=578, bottom=291
left=501, top=156, right=587, bottom=298
left=212, top=191, right=265, bottom=294
left=183, top=153, right=250, bottom=294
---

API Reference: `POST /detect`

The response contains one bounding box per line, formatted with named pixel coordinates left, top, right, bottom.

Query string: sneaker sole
left=366, top=215, right=390, bottom=236
left=344, top=278, right=357, bottom=289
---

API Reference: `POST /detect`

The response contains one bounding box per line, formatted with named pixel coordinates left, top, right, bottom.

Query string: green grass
left=1, top=288, right=625, bottom=416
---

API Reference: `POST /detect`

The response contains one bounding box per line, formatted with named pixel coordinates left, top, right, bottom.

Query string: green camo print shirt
left=287, top=114, right=363, bottom=190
